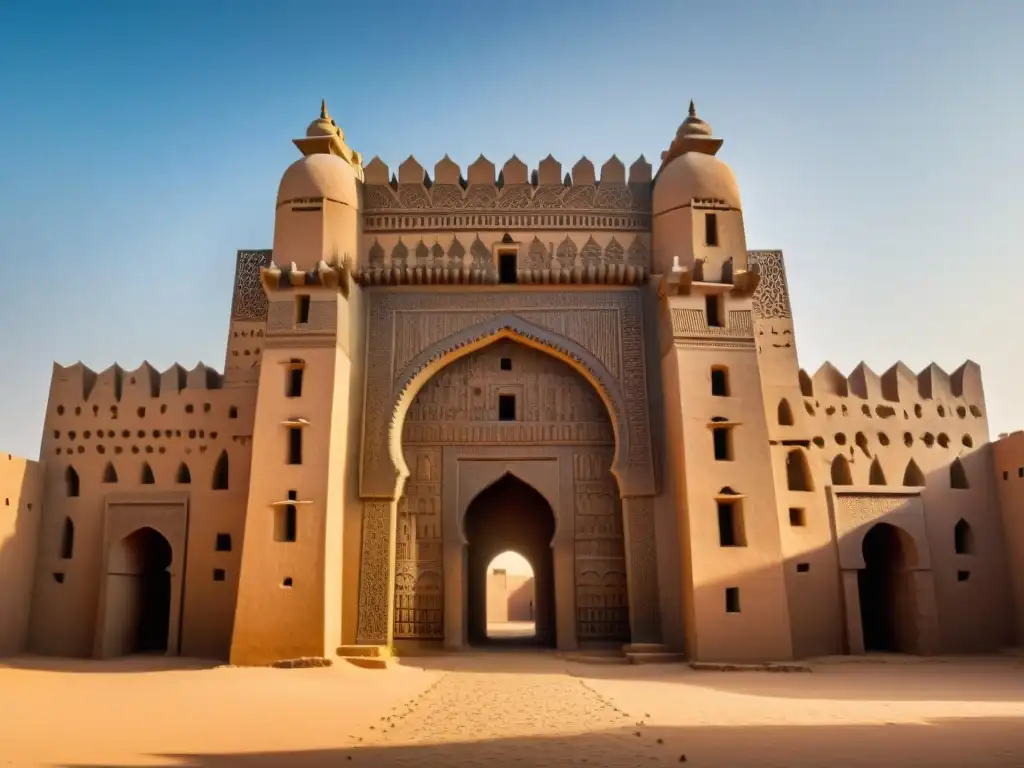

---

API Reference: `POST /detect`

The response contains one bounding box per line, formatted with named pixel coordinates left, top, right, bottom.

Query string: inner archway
left=466, top=474, right=556, bottom=647
left=486, top=550, right=537, bottom=640
left=106, top=527, right=174, bottom=655
left=857, top=522, right=916, bottom=653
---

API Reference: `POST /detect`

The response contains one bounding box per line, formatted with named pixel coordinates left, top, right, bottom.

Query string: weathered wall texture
left=994, top=431, right=1024, bottom=646
left=0, top=454, right=42, bottom=656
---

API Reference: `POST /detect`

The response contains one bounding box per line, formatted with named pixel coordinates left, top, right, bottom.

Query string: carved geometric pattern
left=356, top=500, right=394, bottom=645
left=573, top=448, right=630, bottom=642
left=359, top=292, right=656, bottom=499
left=749, top=250, right=791, bottom=320
left=231, top=250, right=273, bottom=322
left=362, top=182, right=651, bottom=213
left=670, top=309, right=754, bottom=338
left=622, top=496, right=661, bottom=643
left=393, top=446, right=443, bottom=639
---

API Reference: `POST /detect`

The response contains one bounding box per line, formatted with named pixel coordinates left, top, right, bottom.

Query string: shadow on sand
left=64, top=717, right=1024, bottom=768
left=0, top=654, right=222, bottom=674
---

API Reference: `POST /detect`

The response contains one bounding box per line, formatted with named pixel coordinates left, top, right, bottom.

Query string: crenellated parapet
left=799, top=360, right=985, bottom=411
left=259, top=253, right=354, bottom=297
left=361, top=154, right=653, bottom=235
left=49, top=361, right=229, bottom=405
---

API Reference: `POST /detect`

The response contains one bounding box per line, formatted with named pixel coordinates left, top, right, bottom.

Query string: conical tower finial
left=688, top=99, right=696, bottom=117
left=320, top=99, right=329, bottom=120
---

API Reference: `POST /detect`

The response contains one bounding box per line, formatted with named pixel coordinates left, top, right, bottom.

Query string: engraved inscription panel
left=393, top=446, right=443, bottom=639
left=573, top=448, right=630, bottom=641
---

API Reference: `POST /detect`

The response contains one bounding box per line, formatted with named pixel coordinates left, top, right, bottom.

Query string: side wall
left=0, top=453, right=43, bottom=656
left=29, top=363, right=257, bottom=660
left=994, top=431, right=1024, bottom=647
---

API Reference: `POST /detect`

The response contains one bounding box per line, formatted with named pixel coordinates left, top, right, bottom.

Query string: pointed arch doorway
left=465, top=474, right=556, bottom=647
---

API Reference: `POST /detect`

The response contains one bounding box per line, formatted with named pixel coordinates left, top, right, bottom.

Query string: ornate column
left=355, top=499, right=398, bottom=646
left=621, top=496, right=662, bottom=645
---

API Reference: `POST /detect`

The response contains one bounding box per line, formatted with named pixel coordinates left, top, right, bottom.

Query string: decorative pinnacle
left=688, top=100, right=696, bottom=117
left=320, top=99, right=329, bottom=120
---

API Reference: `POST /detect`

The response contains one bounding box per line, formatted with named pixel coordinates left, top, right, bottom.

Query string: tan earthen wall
left=994, top=431, right=1024, bottom=646
left=0, top=453, right=42, bottom=656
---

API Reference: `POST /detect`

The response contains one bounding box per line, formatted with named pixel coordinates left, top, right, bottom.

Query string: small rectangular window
left=717, top=501, right=745, bottom=547
left=705, top=213, right=719, bottom=246
left=287, top=366, right=304, bottom=398
left=705, top=294, right=724, bottom=328
left=1004, top=471, right=1009, bottom=480
left=287, top=427, right=303, bottom=465
left=957, top=570, right=970, bottom=582
left=213, top=568, right=226, bottom=582
left=498, top=253, right=518, bottom=284
left=215, top=533, right=232, bottom=552
left=1019, top=467, right=1023, bottom=478
left=710, top=368, right=729, bottom=397
left=712, top=427, right=732, bottom=461
left=796, top=562, right=810, bottom=573
left=725, top=587, right=740, bottom=613
left=789, top=507, right=806, bottom=527
left=500, top=357, right=512, bottom=371
left=295, top=295, right=311, bottom=325
left=498, top=394, right=516, bottom=421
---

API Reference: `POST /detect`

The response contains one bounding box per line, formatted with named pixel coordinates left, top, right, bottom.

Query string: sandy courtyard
left=1, top=653, right=1023, bottom=767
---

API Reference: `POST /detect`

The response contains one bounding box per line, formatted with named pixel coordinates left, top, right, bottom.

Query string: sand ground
left=1, top=650, right=1023, bottom=767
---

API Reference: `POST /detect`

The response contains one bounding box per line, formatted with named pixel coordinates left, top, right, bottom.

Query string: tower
left=228, top=102, right=365, bottom=666
left=652, top=102, right=795, bottom=662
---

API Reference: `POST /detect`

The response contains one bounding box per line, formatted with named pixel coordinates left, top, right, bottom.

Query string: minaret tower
left=651, top=102, right=795, bottom=662
left=229, top=101, right=365, bottom=666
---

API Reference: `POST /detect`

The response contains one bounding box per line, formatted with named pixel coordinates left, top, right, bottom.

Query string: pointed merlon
left=320, top=99, right=329, bottom=120
left=689, top=100, right=696, bottom=117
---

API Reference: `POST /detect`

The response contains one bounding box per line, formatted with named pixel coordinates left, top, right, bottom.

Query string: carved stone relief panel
left=749, top=250, right=791, bottom=321
left=573, top=447, right=630, bottom=642
left=360, top=289, right=656, bottom=500
left=231, top=250, right=273, bottom=322
left=393, top=344, right=624, bottom=640
left=356, top=500, right=393, bottom=645
left=393, top=446, right=443, bottom=639
left=361, top=233, right=650, bottom=277
left=832, top=492, right=931, bottom=571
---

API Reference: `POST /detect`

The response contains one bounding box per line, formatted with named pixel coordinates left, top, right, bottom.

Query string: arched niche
left=457, top=466, right=562, bottom=546
left=381, top=314, right=644, bottom=498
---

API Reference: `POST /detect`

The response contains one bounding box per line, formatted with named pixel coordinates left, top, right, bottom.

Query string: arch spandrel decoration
left=359, top=290, right=656, bottom=499
left=832, top=492, right=931, bottom=571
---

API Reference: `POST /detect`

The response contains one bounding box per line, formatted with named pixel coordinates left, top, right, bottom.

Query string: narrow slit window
left=712, top=427, right=732, bottom=461
left=705, top=294, right=724, bottom=328
left=498, top=394, right=516, bottom=421
left=286, top=365, right=304, bottom=398
left=295, top=295, right=311, bottom=325
left=705, top=212, right=719, bottom=246
left=60, top=517, right=75, bottom=560
left=276, top=491, right=298, bottom=543
left=287, top=427, right=303, bottom=465
left=717, top=500, right=745, bottom=547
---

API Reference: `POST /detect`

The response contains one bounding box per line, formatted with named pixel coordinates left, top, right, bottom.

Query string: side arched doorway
left=465, top=474, right=556, bottom=647
left=858, top=522, right=917, bottom=653
left=101, top=527, right=174, bottom=656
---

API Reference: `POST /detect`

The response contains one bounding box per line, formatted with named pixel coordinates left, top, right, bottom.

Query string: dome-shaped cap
left=653, top=101, right=741, bottom=212
left=277, top=153, right=358, bottom=207
left=653, top=151, right=742, bottom=213
left=305, top=99, right=345, bottom=139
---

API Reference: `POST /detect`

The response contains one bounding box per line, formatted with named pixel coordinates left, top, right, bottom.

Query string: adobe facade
left=1, top=101, right=1022, bottom=664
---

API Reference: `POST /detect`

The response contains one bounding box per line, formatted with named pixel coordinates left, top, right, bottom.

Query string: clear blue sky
left=0, top=1, right=1021, bottom=460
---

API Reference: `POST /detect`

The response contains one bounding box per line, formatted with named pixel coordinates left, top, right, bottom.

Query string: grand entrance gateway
left=4, top=100, right=1021, bottom=666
